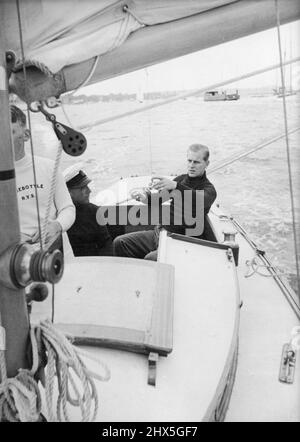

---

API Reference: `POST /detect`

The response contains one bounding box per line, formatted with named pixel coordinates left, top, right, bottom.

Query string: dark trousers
left=113, top=228, right=159, bottom=261
left=98, top=238, right=113, bottom=256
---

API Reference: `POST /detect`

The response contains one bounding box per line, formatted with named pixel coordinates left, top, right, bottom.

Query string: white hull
left=209, top=206, right=300, bottom=421
left=32, top=176, right=300, bottom=421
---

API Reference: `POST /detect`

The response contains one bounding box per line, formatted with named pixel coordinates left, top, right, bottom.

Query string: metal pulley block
left=52, top=121, right=87, bottom=156
left=30, top=101, right=87, bottom=156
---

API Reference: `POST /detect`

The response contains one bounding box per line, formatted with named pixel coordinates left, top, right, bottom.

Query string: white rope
left=123, top=4, right=144, bottom=25
left=0, top=318, right=110, bottom=422
left=57, top=4, right=133, bottom=129
left=245, top=256, right=286, bottom=279
left=60, top=101, right=75, bottom=128
left=36, top=320, right=104, bottom=422
left=0, top=316, right=41, bottom=422
left=68, top=56, right=100, bottom=97
left=41, top=142, right=63, bottom=248
left=74, top=348, right=111, bottom=383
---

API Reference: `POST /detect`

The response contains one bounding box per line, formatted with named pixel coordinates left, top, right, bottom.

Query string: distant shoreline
left=61, top=87, right=289, bottom=104
left=10, top=86, right=296, bottom=106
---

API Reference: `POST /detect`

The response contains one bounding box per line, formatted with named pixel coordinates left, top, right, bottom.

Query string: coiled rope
left=0, top=318, right=42, bottom=422
left=0, top=318, right=109, bottom=422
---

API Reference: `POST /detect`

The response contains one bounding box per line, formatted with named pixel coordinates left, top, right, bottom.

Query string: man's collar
left=187, top=171, right=206, bottom=179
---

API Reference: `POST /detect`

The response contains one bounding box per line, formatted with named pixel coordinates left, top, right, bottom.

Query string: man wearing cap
left=11, top=105, right=76, bottom=250
left=64, top=164, right=113, bottom=257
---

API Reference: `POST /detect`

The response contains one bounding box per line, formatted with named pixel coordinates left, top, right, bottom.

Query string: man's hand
left=45, top=220, right=62, bottom=244
left=20, top=232, right=33, bottom=243
left=130, top=188, right=150, bottom=204
left=31, top=220, right=62, bottom=244
left=151, top=176, right=177, bottom=192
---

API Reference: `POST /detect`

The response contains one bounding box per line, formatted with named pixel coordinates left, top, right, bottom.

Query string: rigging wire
left=51, top=284, right=55, bottom=323
left=57, top=56, right=100, bottom=129
left=16, top=0, right=63, bottom=332
left=210, top=126, right=300, bottom=174
left=145, top=68, right=154, bottom=176
left=60, top=102, right=75, bottom=128
left=275, top=0, right=300, bottom=297
left=66, top=56, right=100, bottom=98
left=16, top=0, right=43, bottom=250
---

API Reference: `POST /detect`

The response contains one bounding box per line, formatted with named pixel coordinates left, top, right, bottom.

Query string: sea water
left=31, top=92, right=300, bottom=292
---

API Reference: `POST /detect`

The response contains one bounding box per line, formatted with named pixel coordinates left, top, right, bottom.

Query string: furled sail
left=3, top=0, right=237, bottom=74
left=4, top=0, right=300, bottom=102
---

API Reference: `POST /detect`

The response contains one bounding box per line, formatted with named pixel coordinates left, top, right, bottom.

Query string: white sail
left=5, top=0, right=300, bottom=101
left=4, top=0, right=236, bottom=74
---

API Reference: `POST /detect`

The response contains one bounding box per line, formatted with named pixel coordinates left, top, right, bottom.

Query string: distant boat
left=273, top=37, right=297, bottom=98
left=204, top=90, right=240, bottom=101
left=273, top=86, right=297, bottom=98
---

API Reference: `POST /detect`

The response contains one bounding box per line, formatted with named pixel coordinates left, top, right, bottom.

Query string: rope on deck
left=0, top=319, right=110, bottom=422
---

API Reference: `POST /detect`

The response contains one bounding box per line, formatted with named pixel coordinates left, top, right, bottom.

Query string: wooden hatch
left=52, top=257, right=174, bottom=357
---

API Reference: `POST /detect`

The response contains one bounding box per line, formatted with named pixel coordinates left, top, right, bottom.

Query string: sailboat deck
left=32, top=235, right=239, bottom=421
left=209, top=208, right=300, bottom=422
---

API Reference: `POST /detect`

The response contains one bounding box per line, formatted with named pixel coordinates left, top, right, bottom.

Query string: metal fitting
left=222, top=228, right=239, bottom=266
left=222, top=228, right=237, bottom=244
left=0, top=243, right=64, bottom=290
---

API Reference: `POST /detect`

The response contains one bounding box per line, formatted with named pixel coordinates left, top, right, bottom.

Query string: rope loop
left=245, top=256, right=286, bottom=278
left=0, top=369, right=42, bottom=422
left=34, top=320, right=104, bottom=422
left=0, top=319, right=109, bottom=422
left=13, top=57, right=54, bottom=77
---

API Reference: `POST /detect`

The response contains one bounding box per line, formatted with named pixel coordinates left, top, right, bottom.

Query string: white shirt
left=15, top=153, right=75, bottom=242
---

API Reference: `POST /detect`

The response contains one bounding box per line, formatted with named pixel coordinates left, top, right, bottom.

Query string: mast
left=0, top=8, right=29, bottom=376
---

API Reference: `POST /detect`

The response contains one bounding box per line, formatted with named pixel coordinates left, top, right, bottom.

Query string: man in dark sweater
left=64, top=164, right=113, bottom=256
left=113, top=143, right=217, bottom=260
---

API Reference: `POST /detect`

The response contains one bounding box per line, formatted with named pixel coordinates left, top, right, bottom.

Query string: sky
left=82, top=19, right=300, bottom=95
